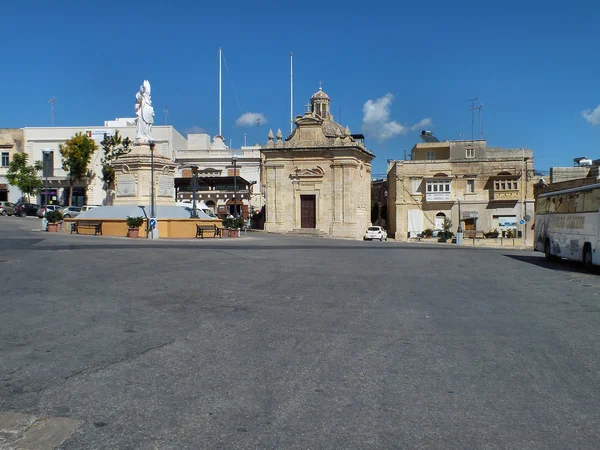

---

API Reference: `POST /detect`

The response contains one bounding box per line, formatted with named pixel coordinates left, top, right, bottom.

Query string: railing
left=491, top=190, right=520, bottom=200
left=425, top=192, right=451, bottom=202
left=175, top=149, right=262, bottom=159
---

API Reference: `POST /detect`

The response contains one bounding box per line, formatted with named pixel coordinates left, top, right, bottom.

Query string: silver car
left=60, top=206, right=82, bottom=218
left=37, top=204, right=62, bottom=219
left=0, top=201, right=16, bottom=216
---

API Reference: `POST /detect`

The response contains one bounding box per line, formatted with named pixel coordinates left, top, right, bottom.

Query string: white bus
left=534, top=183, right=600, bottom=269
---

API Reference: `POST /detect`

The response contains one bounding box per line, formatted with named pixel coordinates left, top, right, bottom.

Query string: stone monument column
left=113, top=80, right=176, bottom=206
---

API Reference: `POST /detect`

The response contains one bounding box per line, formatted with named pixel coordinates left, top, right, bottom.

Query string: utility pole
left=49, top=97, right=56, bottom=126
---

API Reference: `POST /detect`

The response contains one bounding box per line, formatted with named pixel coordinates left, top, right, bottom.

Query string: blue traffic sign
left=149, top=218, right=157, bottom=228
left=519, top=219, right=525, bottom=225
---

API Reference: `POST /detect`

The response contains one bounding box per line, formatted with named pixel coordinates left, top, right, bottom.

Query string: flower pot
left=127, top=228, right=139, bottom=238
left=47, top=223, right=59, bottom=232
left=227, top=228, right=239, bottom=238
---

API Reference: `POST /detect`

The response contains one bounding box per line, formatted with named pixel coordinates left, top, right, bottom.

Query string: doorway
left=435, top=212, right=446, bottom=230
left=300, top=195, right=316, bottom=228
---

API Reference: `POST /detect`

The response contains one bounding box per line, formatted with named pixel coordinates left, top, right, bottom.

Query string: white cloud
left=184, top=125, right=206, bottom=135
left=362, top=93, right=432, bottom=142
left=235, top=112, right=268, bottom=127
left=411, top=117, right=433, bottom=131
left=582, top=104, right=600, bottom=126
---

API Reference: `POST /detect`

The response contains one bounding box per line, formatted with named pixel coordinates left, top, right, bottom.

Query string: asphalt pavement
left=1, top=216, right=599, bottom=449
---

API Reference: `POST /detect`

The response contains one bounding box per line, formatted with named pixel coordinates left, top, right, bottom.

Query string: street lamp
left=190, top=165, right=199, bottom=218
left=232, top=155, right=238, bottom=217
left=149, top=141, right=155, bottom=219
left=42, top=150, right=52, bottom=206
left=456, top=194, right=463, bottom=245
left=42, top=150, right=52, bottom=232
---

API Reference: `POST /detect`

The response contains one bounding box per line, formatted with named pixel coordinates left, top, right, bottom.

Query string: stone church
left=262, top=87, right=375, bottom=240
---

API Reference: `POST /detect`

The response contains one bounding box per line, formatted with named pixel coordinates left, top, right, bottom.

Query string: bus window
left=567, top=195, right=577, bottom=213
left=556, top=195, right=569, bottom=213
left=583, top=190, right=600, bottom=213
left=537, top=197, right=548, bottom=214
left=549, top=197, right=557, bottom=213
left=574, top=194, right=583, bottom=213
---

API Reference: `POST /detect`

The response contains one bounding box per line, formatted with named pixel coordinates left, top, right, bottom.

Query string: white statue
left=134, top=80, right=154, bottom=144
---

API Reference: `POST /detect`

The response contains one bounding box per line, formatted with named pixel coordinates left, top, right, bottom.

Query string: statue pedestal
left=113, top=143, right=177, bottom=207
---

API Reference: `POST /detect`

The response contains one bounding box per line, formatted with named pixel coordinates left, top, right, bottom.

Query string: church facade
left=262, top=87, right=375, bottom=240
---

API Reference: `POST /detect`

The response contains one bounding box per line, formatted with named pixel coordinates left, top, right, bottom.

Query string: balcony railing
left=491, top=189, right=520, bottom=201
left=425, top=192, right=452, bottom=202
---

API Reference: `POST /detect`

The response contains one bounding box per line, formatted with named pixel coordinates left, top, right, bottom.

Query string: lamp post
left=232, top=155, right=238, bottom=217
left=149, top=141, right=155, bottom=219
left=456, top=194, right=463, bottom=245
left=42, top=150, right=51, bottom=231
left=191, top=165, right=198, bottom=218
left=42, top=150, right=51, bottom=205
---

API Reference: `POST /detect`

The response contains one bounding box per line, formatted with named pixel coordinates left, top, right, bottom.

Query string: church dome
left=322, top=119, right=346, bottom=138
left=311, top=87, right=330, bottom=100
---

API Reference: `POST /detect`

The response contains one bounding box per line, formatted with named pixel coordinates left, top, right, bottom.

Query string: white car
left=81, top=205, right=101, bottom=212
left=364, top=226, right=388, bottom=241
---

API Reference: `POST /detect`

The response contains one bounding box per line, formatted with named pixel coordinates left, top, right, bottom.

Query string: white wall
left=22, top=124, right=186, bottom=205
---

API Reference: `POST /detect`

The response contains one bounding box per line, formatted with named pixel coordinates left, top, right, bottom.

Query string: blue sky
left=2, top=0, right=600, bottom=175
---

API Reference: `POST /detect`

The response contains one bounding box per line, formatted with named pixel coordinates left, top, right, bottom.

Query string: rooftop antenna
left=49, top=97, right=56, bottom=126
left=164, top=105, right=168, bottom=125
left=477, top=103, right=484, bottom=139
left=219, top=47, right=222, bottom=137
left=290, top=52, right=293, bottom=134
left=467, top=97, right=478, bottom=141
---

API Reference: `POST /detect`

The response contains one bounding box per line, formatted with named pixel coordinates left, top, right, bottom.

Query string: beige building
left=0, top=129, right=24, bottom=202
left=387, top=137, right=536, bottom=243
left=262, top=88, right=375, bottom=239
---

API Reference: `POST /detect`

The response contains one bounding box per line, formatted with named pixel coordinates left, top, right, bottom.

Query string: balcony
left=425, top=192, right=452, bottom=202
left=491, top=190, right=520, bottom=201
left=425, top=178, right=452, bottom=202
left=491, top=178, right=520, bottom=201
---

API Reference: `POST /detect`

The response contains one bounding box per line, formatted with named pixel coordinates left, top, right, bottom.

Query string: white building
left=20, top=120, right=186, bottom=206
left=174, top=134, right=264, bottom=216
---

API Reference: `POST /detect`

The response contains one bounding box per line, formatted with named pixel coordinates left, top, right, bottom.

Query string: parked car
left=37, top=205, right=62, bottom=219
left=0, top=201, right=16, bottom=216
left=14, top=203, right=40, bottom=217
left=60, top=206, right=82, bottom=218
left=364, top=226, right=388, bottom=241
left=80, top=205, right=101, bottom=212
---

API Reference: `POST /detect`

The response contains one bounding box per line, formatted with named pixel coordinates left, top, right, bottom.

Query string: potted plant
left=126, top=216, right=144, bottom=238
left=484, top=229, right=499, bottom=239
left=46, top=210, right=63, bottom=232
left=222, top=217, right=243, bottom=237
left=423, top=228, right=434, bottom=238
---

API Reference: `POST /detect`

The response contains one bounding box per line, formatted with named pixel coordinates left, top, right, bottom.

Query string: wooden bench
left=195, top=224, right=222, bottom=239
left=71, top=220, right=103, bottom=236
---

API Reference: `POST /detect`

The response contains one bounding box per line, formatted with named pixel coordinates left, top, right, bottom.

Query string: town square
left=2, top=0, right=600, bottom=448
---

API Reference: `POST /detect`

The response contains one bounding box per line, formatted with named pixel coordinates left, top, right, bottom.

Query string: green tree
left=59, top=132, right=98, bottom=206
left=6, top=153, right=44, bottom=202
left=100, top=131, right=132, bottom=205
left=439, top=217, right=454, bottom=241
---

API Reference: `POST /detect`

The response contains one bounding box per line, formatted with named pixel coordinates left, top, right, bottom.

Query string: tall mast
left=219, top=47, right=222, bottom=137
left=290, top=52, right=294, bottom=134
